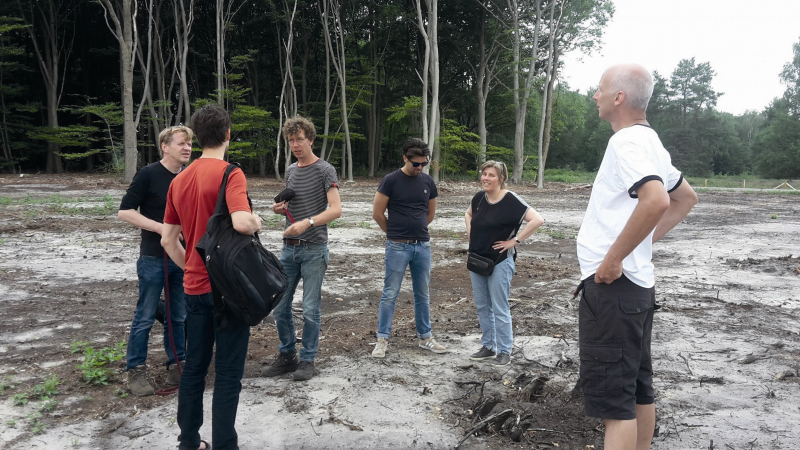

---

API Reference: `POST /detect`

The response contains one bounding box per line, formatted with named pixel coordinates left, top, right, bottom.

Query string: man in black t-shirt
left=371, top=138, right=447, bottom=358
left=118, top=126, right=192, bottom=396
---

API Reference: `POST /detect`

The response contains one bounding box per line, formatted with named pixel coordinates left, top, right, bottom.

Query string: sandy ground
left=0, top=174, right=798, bottom=450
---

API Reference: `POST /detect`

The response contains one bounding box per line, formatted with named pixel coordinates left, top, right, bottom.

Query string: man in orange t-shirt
left=162, top=105, right=261, bottom=450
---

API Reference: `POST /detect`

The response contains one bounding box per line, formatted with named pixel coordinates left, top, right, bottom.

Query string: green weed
left=537, top=227, right=575, bottom=240
left=114, top=388, right=128, bottom=398
left=74, top=341, right=126, bottom=385
left=358, top=221, right=371, bottom=229
left=771, top=214, right=778, bottom=219
left=6, top=419, right=16, bottom=428
left=12, top=392, right=28, bottom=406
left=39, top=399, right=59, bottom=412
left=328, top=219, right=341, bottom=228
left=26, top=411, right=45, bottom=435
left=0, top=376, right=15, bottom=393
left=31, top=375, right=59, bottom=400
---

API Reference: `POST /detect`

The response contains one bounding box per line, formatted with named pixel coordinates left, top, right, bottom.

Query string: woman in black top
left=464, top=161, right=544, bottom=366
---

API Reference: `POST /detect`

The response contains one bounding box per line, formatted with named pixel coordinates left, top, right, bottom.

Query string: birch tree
left=173, top=0, right=194, bottom=125
left=215, top=0, right=244, bottom=107
left=97, top=0, right=139, bottom=182
left=414, top=0, right=440, bottom=180
left=536, top=0, right=563, bottom=188
left=17, top=0, right=78, bottom=174
left=508, top=0, right=543, bottom=184
left=320, top=0, right=353, bottom=182
left=274, top=0, right=298, bottom=180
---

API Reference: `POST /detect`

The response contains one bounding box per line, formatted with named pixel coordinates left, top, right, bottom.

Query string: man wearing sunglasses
left=371, top=138, right=447, bottom=358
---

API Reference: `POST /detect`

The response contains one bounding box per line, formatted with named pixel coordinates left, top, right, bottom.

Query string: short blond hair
left=481, top=160, right=508, bottom=188
left=158, top=126, right=194, bottom=154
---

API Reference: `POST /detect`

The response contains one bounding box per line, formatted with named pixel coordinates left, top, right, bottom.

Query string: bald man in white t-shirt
left=576, top=64, right=698, bottom=450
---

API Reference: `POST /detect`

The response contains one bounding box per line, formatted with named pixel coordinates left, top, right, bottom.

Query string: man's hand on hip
left=595, top=255, right=623, bottom=284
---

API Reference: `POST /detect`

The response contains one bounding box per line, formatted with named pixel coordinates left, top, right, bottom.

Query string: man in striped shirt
left=263, top=116, right=342, bottom=382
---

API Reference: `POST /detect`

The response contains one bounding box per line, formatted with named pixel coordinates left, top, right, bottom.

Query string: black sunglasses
left=411, top=161, right=429, bottom=168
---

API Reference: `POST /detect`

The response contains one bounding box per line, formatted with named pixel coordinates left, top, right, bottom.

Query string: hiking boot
left=165, top=361, right=185, bottom=387
left=418, top=337, right=447, bottom=354
left=127, top=365, right=155, bottom=396
left=492, top=352, right=511, bottom=367
left=261, top=352, right=299, bottom=377
left=292, top=360, right=315, bottom=381
left=469, top=346, right=496, bottom=361
left=372, top=338, right=388, bottom=358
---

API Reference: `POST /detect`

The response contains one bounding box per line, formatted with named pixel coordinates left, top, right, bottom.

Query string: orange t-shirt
left=164, top=158, right=251, bottom=295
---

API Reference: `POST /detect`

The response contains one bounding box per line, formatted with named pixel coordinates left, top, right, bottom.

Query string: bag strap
left=212, top=163, right=243, bottom=217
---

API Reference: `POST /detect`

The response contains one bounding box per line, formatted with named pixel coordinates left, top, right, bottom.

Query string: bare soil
left=0, top=174, right=798, bottom=449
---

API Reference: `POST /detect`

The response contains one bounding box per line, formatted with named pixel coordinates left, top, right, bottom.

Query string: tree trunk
left=216, top=0, right=225, bottom=106
left=174, top=0, right=194, bottom=125
left=540, top=48, right=560, bottom=183
left=509, top=0, right=543, bottom=184
left=537, top=1, right=561, bottom=188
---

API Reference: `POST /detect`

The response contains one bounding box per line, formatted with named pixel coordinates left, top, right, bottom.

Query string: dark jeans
left=177, top=292, right=250, bottom=450
left=126, top=255, right=186, bottom=371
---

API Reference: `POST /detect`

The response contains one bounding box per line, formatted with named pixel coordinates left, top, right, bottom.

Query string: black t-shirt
left=377, top=169, right=438, bottom=241
left=119, top=162, right=179, bottom=256
left=468, top=191, right=530, bottom=264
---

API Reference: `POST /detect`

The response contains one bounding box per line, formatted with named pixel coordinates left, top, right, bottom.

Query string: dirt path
left=0, top=174, right=798, bottom=449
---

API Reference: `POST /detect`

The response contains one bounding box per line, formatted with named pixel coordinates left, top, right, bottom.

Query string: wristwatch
left=308, top=218, right=315, bottom=227
left=514, top=236, right=521, bottom=244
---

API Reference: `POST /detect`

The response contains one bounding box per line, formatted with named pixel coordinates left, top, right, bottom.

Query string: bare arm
left=161, top=224, right=185, bottom=270
left=232, top=211, right=262, bottom=235
left=595, top=180, right=670, bottom=284
left=372, top=192, right=389, bottom=233
left=464, top=205, right=472, bottom=239
left=493, top=207, right=545, bottom=253
left=283, top=187, right=343, bottom=236
left=652, top=180, right=697, bottom=243
left=426, top=197, right=437, bottom=225
left=118, top=209, right=163, bottom=235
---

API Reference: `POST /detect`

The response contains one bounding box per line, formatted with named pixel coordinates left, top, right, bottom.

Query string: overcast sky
left=561, top=0, right=800, bottom=115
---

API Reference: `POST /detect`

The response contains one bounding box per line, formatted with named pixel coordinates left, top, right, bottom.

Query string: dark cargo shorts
left=578, top=274, right=655, bottom=420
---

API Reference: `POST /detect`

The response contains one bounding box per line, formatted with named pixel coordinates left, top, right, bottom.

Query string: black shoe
left=261, top=352, right=299, bottom=377
left=292, top=360, right=315, bottom=381
left=491, top=352, right=511, bottom=367
left=469, top=346, right=496, bottom=361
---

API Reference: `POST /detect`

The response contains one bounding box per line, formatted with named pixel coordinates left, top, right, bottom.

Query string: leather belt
left=388, top=238, right=427, bottom=244
left=283, top=238, right=305, bottom=245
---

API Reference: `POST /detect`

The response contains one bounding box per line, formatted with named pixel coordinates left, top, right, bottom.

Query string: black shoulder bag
left=196, top=163, right=288, bottom=330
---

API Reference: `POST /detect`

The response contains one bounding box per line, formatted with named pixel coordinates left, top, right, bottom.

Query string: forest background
left=1, top=0, right=799, bottom=185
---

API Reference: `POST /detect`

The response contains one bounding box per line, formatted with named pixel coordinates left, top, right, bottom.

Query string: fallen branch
left=455, top=409, right=515, bottom=449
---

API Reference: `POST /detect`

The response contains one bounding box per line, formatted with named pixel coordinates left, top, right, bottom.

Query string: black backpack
left=196, top=163, right=288, bottom=330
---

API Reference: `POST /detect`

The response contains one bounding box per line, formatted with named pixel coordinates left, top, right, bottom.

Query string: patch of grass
left=541, top=168, right=597, bottom=184
left=771, top=214, right=778, bottom=219
left=114, top=388, right=128, bottom=398
left=537, top=227, right=575, bottom=240
left=0, top=376, right=15, bottom=393
left=328, top=219, right=342, bottom=228
left=695, top=187, right=800, bottom=195
left=39, top=399, right=58, bottom=412
left=261, top=214, right=286, bottom=229
left=686, top=175, right=799, bottom=189
left=6, top=419, right=16, bottom=428
left=73, top=341, right=126, bottom=385
left=358, top=221, right=372, bottom=229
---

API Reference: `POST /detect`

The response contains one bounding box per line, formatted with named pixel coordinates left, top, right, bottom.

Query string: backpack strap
left=212, top=163, right=242, bottom=217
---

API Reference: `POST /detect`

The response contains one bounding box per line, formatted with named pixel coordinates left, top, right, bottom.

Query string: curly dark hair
left=282, top=116, right=316, bottom=142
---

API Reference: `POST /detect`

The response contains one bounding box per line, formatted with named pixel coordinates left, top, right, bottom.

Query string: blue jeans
left=177, top=292, right=250, bottom=450
left=272, top=242, right=329, bottom=361
left=470, top=256, right=515, bottom=354
left=126, top=255, right=186, bottom=370
left=376, top=240, right=432, bottom=339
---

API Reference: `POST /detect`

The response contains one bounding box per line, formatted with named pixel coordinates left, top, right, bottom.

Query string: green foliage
left=771, top=214, right=778, bottom=219
left=27, top=125, right=99, bottom=149
left=12, top=392, right=28, bottom=406
left=31, top=375, right=59, bottom=400
left=0, top=376, right=15, bottom=393
left=114, top=388, right=128, bottom=398
left=74, top=341, right=126, bottom=385
left=26, top=411, right=45, bottom=435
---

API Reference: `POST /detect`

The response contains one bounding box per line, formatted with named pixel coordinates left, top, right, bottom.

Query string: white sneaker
left=419, top=337, right=447, bottom=354
left=372, top=338, right=388, bottom=358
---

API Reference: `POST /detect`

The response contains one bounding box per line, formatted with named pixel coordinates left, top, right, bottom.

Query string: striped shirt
left=284, top=158, right=339, bottom=243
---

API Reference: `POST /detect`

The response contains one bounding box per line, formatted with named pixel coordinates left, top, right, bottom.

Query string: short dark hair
left=190, top=105, right=231, bottom=149
left=402, top=138, right=430, bottom=159
left=282, top=116, right=316, bottom=142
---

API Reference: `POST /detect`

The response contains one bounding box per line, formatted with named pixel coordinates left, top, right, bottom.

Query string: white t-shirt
left=577, top=124, right=683, bottom=288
